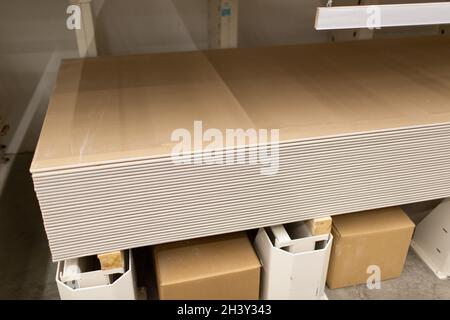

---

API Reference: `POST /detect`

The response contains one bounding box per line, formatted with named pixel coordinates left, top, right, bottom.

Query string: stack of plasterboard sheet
left=31, top=36, right=450, bottom=261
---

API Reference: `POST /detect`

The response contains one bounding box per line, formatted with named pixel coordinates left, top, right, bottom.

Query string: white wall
left=92, top=0, right=209, bottom=55
left=91, top=0, right=329, bottom=55
left=239, top=0, right=329, bottom=47
left=0, top=0, right=78, bottom=153
left=0, top=0, right=214, bottom=154
left=0, top=0, right=331, bottom=154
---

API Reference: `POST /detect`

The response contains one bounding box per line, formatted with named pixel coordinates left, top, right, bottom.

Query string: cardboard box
left=306, top=217, right=332, bottom=236
left=97, top=251, right=125, bottom=271
left=153, top=232, right=261, bottom=300
left=326, top=207, right=415, bottom=289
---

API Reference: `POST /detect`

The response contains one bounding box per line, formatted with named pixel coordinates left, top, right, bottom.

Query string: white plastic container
left=411, top=198, right=450, bottom=279
left=254, top=222, right=332, bottom=300
left=56, top=250, right=137, bottom=300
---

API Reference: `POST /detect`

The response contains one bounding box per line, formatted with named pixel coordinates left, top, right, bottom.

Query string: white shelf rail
left=316, top=2, right=450, bottom=30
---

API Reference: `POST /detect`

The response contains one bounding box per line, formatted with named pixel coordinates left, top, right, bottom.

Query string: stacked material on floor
left=31, top=36, right=450, bottom=261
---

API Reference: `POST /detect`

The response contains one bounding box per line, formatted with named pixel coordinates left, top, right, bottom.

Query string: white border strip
left=315, top=2, right=450, bottom=30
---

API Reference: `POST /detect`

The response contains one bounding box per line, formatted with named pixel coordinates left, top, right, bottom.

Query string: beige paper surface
left=31, top=36, right=450, bottom=172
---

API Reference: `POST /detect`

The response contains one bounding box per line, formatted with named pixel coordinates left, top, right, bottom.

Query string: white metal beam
left=329, top=0, right=377, bottom=42
left=208, top=0, right=238, bottom=49
left=316, top=2, right=450, bottom=30
left=70, top=0, right=97, bottom=57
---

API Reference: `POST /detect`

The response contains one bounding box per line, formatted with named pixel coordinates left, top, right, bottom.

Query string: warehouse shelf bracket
left=411, top=198, right=450, bottom=280
left=208, top=0, right=238, bottom=49
left=70, top=0, right=98, bottom=57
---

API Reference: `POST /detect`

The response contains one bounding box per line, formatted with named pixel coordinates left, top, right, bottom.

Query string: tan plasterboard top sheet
left=31, top=36, right=450, bottom=172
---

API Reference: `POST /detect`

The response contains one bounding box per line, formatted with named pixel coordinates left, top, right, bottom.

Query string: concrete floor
left=0, top=153, right=58, bottom=299
left=326, top=248, right=450, bottom=300
left=1, top=153, right=450, bottom=300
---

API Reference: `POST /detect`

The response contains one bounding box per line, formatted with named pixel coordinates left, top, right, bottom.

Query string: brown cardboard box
left=306, top=217, right=332, bottom=235
left=153, top=232, right=261, bottom=300
left=326, top=207, right=415, bottom=289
